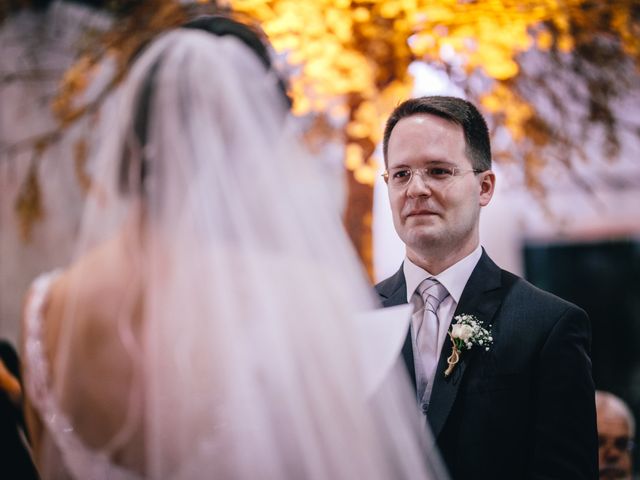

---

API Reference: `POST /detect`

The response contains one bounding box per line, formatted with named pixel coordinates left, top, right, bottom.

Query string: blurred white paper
left=355, top=304, right=413, bottom=396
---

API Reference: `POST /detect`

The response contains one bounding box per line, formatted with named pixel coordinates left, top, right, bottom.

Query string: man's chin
left=599, top=466, right=630, bottom=480
left=404, top=230, right=441, bottom=250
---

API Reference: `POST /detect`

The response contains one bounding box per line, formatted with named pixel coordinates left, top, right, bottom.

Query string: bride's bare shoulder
left=66, top=235, right=140, bottom=298
left=44, top=234, right=143, bottom=333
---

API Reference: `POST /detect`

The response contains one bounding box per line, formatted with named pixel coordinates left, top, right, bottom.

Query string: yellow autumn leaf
left=558, top=34, right=574, bottom=52
left=354, top=101, right=377, bottom=122
left=409, top=33, right=437, bottom=57
left=354, top=164, right=377, bottom=185
left=353, top=6, right=370, bottom=22
left=480, top=94, right=501, bottom=113
left=347, top=121, right=370, bottom=139
left=345, top=143, right=364, bottom=170
left=421, top=5, right=456, bottom=23
left=485, top=59, right=519, bottom=80
left=537, top=30, right=553, bottom=50
left=292, top=96, right=311, bottom=116
left=380, top=1, right=402, bottom=19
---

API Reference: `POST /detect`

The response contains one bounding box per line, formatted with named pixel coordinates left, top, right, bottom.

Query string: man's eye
left=392, top=170, right=411, bottom=179
left=429, top=167, right=453, bottom=177
left=614, top=437, right=632, bottom=451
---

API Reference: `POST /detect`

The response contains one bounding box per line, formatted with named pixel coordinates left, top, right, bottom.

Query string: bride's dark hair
left=183, top=16, right=290, bottom=108
left=119, top=15, right=290, bottom=195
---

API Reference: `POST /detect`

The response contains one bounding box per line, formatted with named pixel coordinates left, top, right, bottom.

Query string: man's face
left=386, top=114, right=494, bottom=261
left=598, top=408, right=633, bottom=480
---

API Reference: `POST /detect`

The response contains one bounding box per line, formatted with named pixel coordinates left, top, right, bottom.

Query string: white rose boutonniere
left=445, top=314, right=493, bottom=377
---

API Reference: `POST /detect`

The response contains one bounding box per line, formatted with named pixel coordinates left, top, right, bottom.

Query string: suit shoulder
left=375, top=274, right=395, bottom=295
left=375, top=267, right=404, bottom=297
left=500, top=269, right=587, bottom=318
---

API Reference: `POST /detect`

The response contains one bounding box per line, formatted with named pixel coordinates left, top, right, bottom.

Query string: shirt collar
left=403, top=244, right=483, bottom=303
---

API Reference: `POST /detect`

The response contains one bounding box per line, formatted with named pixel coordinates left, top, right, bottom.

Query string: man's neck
left=407, top=239, right=480, bottom=275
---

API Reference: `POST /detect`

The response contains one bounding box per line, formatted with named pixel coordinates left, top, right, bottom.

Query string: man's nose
left=406, top=171, right=432, bottom=197
left=602, top=445, right=621, bottom=462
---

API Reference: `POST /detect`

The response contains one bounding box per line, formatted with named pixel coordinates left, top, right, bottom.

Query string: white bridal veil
left=30, top=26, right=446, bottom=479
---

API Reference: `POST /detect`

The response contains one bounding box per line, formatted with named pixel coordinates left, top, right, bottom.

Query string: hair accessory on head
left=182, top=15, right=291, bottom=109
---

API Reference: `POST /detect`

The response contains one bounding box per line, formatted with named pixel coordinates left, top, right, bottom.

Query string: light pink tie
left=413, top=278, right=449, bottom=407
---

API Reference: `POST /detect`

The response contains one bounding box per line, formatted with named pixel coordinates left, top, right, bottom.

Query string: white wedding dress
left=24, top=271, right=142, bottom=480
left=21, top=27, right=446, bottom=480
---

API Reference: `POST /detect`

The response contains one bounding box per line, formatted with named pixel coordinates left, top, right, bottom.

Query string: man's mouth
left=405, top=209, right=438, bottom=217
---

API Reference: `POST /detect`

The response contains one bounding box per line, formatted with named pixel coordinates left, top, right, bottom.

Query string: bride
left=21, top=16, right=446, bottom=479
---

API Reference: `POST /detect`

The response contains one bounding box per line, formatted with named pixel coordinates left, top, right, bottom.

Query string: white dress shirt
left=403, top=245, right=482, bottom=405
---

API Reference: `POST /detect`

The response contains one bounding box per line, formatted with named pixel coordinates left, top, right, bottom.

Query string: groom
left=376, top=96, right=597, bottom=479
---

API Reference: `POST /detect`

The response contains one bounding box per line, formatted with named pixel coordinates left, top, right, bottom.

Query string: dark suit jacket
left=0, top=340, right=39, bottom=480
left=375, top=251, right=598, bottom=480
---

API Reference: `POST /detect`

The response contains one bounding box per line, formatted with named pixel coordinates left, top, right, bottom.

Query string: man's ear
left=479, top=170, right=495, bottom=207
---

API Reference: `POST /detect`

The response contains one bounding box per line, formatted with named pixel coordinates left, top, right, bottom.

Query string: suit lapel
left=377, top=266, right=416, bottom=392
left=427, top=250, right=504, bottom=439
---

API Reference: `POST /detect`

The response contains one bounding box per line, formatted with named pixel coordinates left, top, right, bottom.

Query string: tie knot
left=417, top=278, right=449, bottom=307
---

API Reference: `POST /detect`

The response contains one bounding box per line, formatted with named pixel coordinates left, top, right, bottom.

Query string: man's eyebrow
left=388, top=164, right=410, bottom=169
left=423, top=160, right=454, bottom=165
left=392, top=160, right=454, bottom=167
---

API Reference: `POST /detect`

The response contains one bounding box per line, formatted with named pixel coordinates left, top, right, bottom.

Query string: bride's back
left=37, top=227, right=145, bottom=473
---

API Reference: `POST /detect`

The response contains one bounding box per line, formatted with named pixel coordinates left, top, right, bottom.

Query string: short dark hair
left=382, top=96, right=491, bottom=171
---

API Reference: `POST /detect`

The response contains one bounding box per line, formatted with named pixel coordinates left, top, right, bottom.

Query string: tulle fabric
left=34, top=29, right=446, bottom=479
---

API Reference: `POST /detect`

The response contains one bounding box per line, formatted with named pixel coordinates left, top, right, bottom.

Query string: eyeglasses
left=382, top=166, right=483, bottom=188
left=598, top=435, right=635, bottom=453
